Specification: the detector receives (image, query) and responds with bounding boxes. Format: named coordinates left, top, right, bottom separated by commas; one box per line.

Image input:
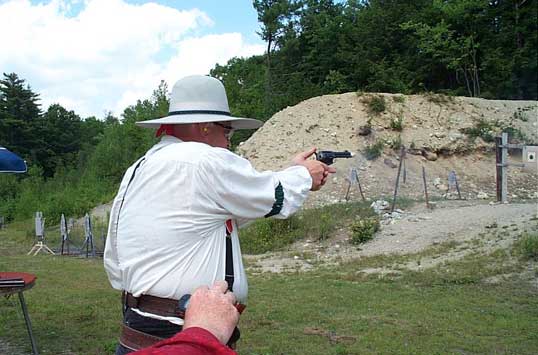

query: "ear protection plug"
left=203, top=128, right=208, bottom=132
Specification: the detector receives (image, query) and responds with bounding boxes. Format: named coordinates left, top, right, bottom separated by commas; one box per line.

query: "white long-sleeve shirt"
left=104, top=135, right=311, bottom=324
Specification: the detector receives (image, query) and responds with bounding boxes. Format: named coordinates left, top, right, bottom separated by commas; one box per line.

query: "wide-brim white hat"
left=136, top=75, right=263, bottom=130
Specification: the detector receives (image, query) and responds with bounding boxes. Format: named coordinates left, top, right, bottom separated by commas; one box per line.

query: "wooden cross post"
left=390, top=146, right=405, bottom=213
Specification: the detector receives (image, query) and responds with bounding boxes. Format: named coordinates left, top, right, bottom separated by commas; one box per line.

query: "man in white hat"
left=104, top=75, right=335, bottom=354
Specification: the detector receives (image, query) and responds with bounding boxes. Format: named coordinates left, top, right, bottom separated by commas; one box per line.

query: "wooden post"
left=422, top=166, right=430, bottom=209
left=402, top=159, right=407, bottom=184
left=344, top=180, right=351, bottom=201
left=355, top=172, right=366, bottom=202
left=391, top=146, right=405, bottom=213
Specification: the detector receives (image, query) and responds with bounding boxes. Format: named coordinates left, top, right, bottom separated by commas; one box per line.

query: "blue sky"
left=0, top=0, right=265, bottom=118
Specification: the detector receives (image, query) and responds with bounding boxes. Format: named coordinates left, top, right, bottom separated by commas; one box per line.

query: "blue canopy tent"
left=0, top=146, right=27, bottom=173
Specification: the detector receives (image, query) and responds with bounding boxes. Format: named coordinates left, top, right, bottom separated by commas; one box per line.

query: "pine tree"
left=0, top=72, right=41, bottom=158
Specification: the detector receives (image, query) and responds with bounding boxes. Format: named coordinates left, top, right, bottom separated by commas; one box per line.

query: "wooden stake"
left=391, top=146, right=405, bottom=213
left=355, top=172, right=366, bottom=202
left=344, top=180, right=351, bottom=201
left=402, top=155, right=407, bottom=184
left=422, top=166, right=430, bottom=209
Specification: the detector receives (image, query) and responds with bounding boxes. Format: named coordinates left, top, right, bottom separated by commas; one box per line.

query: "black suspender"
left=114, top=157, right=146, bottom=238
left=225, top=221, right=234, bottom=292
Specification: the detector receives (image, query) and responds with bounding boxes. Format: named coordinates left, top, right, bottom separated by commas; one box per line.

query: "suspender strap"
left=119, top=157, right=146, bottom=211
left=225, top=220, right=234, bottom=292
left=114, top=157, right=146, bottom=240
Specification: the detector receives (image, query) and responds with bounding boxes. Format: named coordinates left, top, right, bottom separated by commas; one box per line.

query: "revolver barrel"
left=315, top=150, right=353, bottom=165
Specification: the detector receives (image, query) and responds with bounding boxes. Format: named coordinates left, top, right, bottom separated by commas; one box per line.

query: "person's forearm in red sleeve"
left=133, top=327, right=237, bottom=355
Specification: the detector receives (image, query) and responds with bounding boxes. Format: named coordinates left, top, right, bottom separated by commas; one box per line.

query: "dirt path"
left=245, top=200, right=538, bottom=273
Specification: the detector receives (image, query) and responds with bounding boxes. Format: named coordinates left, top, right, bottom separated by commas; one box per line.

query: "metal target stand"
left=27, top=212, right=55, bottom=256
left=80, top=213, right=96, bottom=257
left=59, top=214, right=77, bottom=255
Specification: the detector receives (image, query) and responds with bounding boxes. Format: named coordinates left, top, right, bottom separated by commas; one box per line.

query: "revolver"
left=315, top=150, right=353, bottom=165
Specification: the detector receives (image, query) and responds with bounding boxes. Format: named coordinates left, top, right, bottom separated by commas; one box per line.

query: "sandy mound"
left=237, top=93, right=538, bottom=206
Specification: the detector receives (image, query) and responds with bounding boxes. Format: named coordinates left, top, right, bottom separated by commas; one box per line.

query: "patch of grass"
left=398, top=251, right=515, bottom=287
left=386, top=135, right=403, bottom=150
left=240, top=217, right=302, bottom=254
left=460, top=119, right=497, bottom=143
left=514, top=232, right=538, bottom=260
left=503, top=126, right=528, bottom=143
left=2, top=218, right=538, bottom=354
left=241, top=202, right=376, bottom=254
left=362, top=95, right=386, bottom=115
left=363, top=139, right=385, bottom=160
left=392, top=95, right=405, bottom=103
left=0, top=255, right=120, bottom=354
left=350, top=217, right=380, bottom=245
left=424, top=92, right=454, bottom=104
left=241, top=246, right=538, bottom=354
left=512, top=105, right=536, bottom=122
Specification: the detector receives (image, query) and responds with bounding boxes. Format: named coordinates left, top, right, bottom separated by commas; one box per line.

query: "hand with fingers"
left=292, top=147, right=336, bottom=191
left=183, top=281, right=240, bottom=345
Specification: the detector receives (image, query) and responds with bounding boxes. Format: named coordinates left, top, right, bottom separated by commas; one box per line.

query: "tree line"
left=214, top=0, right=537, bottom=123
left=1, top=0, right=536, bottom=222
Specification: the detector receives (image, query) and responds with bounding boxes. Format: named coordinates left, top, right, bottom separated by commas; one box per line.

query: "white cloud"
left=113, top=33, right=265, bottom=115
left=163, top=33, right=265, bottom=79
left=0, top=0, right=265, bottom=118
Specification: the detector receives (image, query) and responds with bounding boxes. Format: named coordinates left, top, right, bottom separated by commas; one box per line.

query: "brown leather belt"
left=123, top=291, right=247, bottom=317
left=119, top=324, right=164, bottom=351
left=123, top=291, right=185, bottom=318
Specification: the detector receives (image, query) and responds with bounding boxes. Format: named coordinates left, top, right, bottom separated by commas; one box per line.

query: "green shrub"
left=390, top=116, right=404, bottom=131
left=350, top=217, right=380, bottom=245
left=514, top=233, right=538, bottom=260
left=364, top=140, right=384, bottom=160
left=363, top=95, right=386, bottom=115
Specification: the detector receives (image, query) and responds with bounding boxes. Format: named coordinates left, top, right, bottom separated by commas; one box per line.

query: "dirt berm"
left=237, top=92, right=538, bottom=206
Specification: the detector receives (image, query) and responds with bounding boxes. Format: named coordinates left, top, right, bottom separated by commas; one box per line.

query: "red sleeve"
left=132, top=327, right=237, bottom=355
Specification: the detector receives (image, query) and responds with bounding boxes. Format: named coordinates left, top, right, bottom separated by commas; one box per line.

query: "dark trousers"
left=115, top=307, right=182, bottom=355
